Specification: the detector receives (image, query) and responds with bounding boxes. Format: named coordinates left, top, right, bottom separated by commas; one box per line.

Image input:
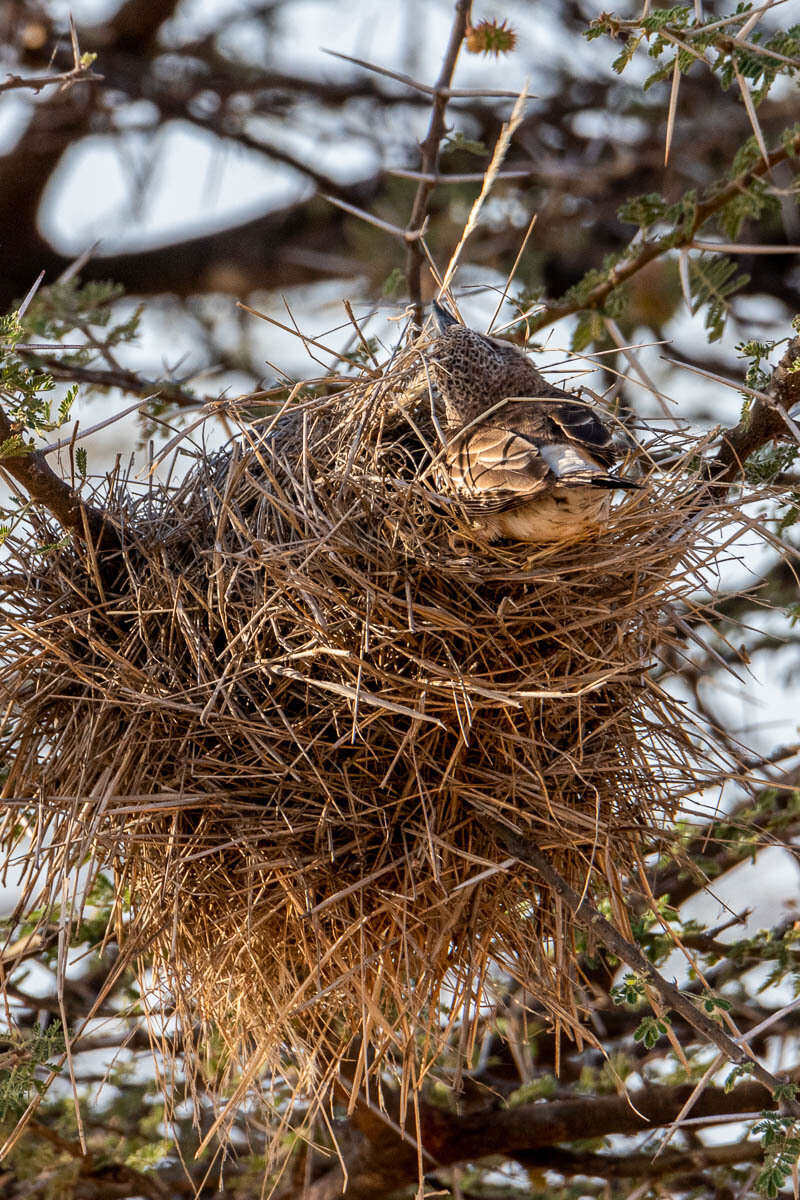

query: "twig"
left=405, top=0, right=473, bottom=327
left=323, top=48, right=520, bottom=98
left=663, top=354, right=800, bottom=445
left=439, top=86, right=528, bottom=298
left=0, top=403, right=119, bottom=548
left=25, top=358, right=205, bottom=409
left=40, top=396, right=159, bottom=455
left=0, top=66, right=102, bottom=95
left=689, top=241, right=800, bottom=254
left=498, top=828, right=800, bottom=1107
left=388, top=168, right=534, bottom=184
left=488, top=213, right=538, bottom=333
left=528, top=129, right=800, bottom=335
left=514, top=1140, right=762, bottom=1181
left=603, top=316, right=676, bottom=422
left=0, top=14, right=102, bottom=96
left=323, top=194, right=427, bottom=243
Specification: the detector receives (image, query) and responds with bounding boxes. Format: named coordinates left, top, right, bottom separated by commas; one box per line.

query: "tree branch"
left=304, top=1079, right=774, bottom=1200
left=404, top=0, right=472, bottom=326
left=0, top=65, right=102, bottom=94
left=498, top=829, right=798, bottom=1105
left=528, top=130, right=800, bottom=336
left=96, top=0, right=185, bottom=48
left=31, top=359, right=208, bottom=409
left=513, top=1139, right=760, bottom=1181
left=652, top=764, right=800, bottom=907
left=0, top=405, right=119, bottom=548
left=714, top=332, right=800, bottom=481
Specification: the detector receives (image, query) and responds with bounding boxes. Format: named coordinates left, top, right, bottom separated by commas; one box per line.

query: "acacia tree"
left=1, top=1, right=800, bottom=1198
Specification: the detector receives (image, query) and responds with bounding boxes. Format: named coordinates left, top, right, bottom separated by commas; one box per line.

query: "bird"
left=426, top=301, right=638, bottom=543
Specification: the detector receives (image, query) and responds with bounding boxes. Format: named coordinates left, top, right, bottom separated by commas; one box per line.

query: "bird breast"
left=480, top=487, right=612, bottom=543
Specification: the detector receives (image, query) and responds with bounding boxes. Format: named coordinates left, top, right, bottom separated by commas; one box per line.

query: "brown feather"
left=443, top=426, right=549, bottom=515
left=427, top=309, right=635, bottom=540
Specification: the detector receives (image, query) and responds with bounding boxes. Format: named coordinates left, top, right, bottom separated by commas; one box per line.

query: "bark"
left=715, top=333, right=800, bottom=481
left=303, top=1080, right=773, bottom=1200
left=0, top=406, right=119, bottom=547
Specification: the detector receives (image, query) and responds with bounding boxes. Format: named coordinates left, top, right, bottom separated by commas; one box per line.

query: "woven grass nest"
left=1, top=324, right=746, bottom=1116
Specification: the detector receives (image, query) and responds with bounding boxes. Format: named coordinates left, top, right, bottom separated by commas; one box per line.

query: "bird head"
left=427, top=302, right=548, bottom=424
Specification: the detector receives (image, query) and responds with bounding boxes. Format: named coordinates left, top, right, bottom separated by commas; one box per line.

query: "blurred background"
left=1, top=0, right=796, bottom=372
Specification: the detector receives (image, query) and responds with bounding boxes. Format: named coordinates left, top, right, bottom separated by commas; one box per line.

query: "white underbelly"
left=481, top=488, right=611, bottom=543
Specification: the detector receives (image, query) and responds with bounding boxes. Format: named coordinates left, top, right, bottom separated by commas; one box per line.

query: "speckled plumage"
left=427, top=303, right=637, bottom=542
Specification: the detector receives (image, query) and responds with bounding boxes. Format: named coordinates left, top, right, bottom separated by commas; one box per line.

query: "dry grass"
left=0, top=326, right=758, bottom=1141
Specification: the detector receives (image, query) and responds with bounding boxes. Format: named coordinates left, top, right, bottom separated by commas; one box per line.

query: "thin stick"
left=40, top=397, right=161, bottom=455
left=322, top=48, right=521, bottom=99
left=499, top=829, right=800, bottom=1108
left=389, top=168, right=534, bottom=184
left=603, top=316, right=677, bottom=423
left=323, top=194, right=427, bottom=243
left=439, top=86, right=529, bottom=299
left=689, top=241, right=800, bottom=254
left=405, top=0, right=473, bottom=327
left=487, top=213, right=538, bottom=334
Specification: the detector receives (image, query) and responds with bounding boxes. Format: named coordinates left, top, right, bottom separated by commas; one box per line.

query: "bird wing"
left=548, top=399, right=616, bottom=468
left=501, top=395, right=616, bottom=470
left=442, top=425, right=551, bottom=514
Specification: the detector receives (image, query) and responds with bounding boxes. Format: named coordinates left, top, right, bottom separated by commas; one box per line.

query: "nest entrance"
left=0, top=337, right=743, bottom=1132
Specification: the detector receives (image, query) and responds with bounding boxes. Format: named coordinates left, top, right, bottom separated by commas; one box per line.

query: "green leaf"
left=617, top=192, right=670, bottom=229
left=611, top=973, right=647, bottom=1007
left=725, top=1062, right=755, bottom=1091
left=612, top=35, right=642, bottom=73
left=0, top=434, right=28, bottom=459
left=633, top=1015, right=670, bottom=1048
left=442, top=131, right=488, bottom=158
left=505, top=1075, right=558, bottom=1106
left=382, top=267, right=404, bottom=298
left=571, top=310, right=608, bottom=353
left=57, top=384, right=78, bottom=426
left=687, top=254, right=749, bottom=341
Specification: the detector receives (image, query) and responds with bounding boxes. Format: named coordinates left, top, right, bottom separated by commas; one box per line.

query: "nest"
left=0, top=332, right=747, bottom=1131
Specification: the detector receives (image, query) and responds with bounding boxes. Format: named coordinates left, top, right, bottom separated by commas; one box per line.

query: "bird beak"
left=432, top=300, right=459, bottom=333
